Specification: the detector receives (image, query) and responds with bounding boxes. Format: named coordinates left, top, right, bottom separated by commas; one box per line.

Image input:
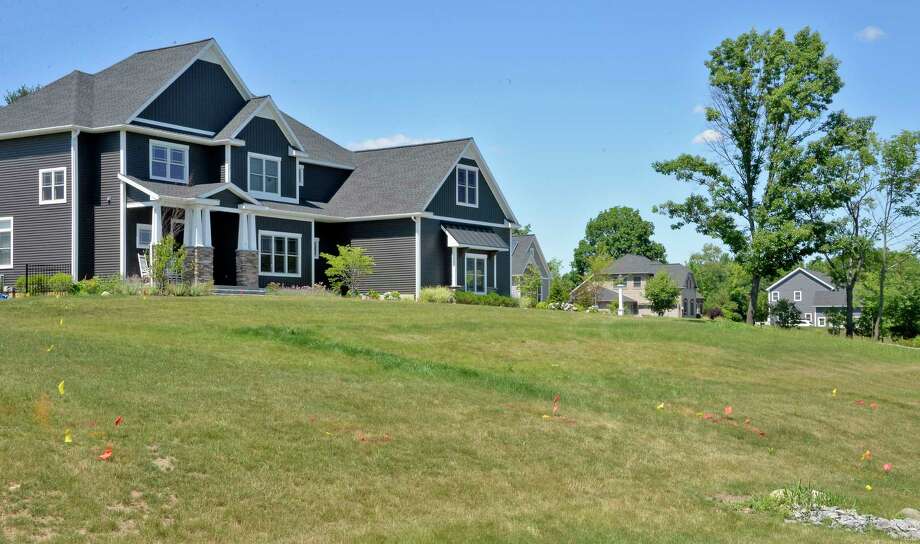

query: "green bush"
left=266, top=282, right=282, bottom=294
left=15, top=273, right=73, bottom=295
left=770, top=299, right=802, bottom=329
left=367, top=289, right=381, bottom=300
left=454, top=290, right=517, bottom=307
left=382, top=291, right=401, bottom=301
left=534, top=301, right=549, bottom=310
left=518, top=295, right=535, bottom=308
left=418, top=286, right=454, bottom=303
left=166, top=281, right=212, bottom=297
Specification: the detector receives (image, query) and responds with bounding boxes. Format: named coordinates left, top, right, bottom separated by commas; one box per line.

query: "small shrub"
left=49, top=273, right=74, bottom=294
left=770, top=299, right=802, bottom=329
left=827, top=309, right=845, bottom=335
left=585, top=305, right=600, bottom=313
left=266, top=282, right=282, bottom=294
left=367, top=289, right=381, bottom=300
left=706, top=307, right=724, bottom=320
left=548, top=302, right=577, bottom=312
left=535, top=301, right=549, bottom=310
left=75, top=277, right=100, bottom=295
left=382, top=291, right=401, bottom=301
left=454, top=290, right=517, bottom=307
left=418, top=286, right=454, bottom=303
left=518, top=296, right=535, bottom=308
left=166, top=281, right=212, bottom=297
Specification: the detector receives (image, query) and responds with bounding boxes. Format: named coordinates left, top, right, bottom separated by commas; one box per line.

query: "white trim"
left=70, top=129, right=79, bottom=277
left=230, top=97, right=303, bottom=151
left=464, top=252, right=488, bottom=294
left=765, top=267, right=835, bottom=292
left=414, top=217, right=421, bottom=297
left=224, top=144, right=232, bottom=183
left=126, top=40, right=253, bottom=124
left=427, top=214, right=508, bottom=228
left=197, top=182, right=260, bottom=204
left=508, top=227, right=512, bottom=296
left=149, top=139, right=189, bottom=184
left=290, top=150, right=356, bottom=171
left=310, top=225, right=316, bottom=285
left=247, top=152, right=283, bottom=199
left=817, top=316, right=827, bottom=327
left=257, top=229, right=302, bottom=278
left=38, top=167, right=68, bottom=205
left=803, top=312, right=812, bottom=323
left=119, top=130, right=126, bottom=276
left=136, top=223, right=152, bottom=249
left=493, top=251, right=497, bottom=289
left=770, top=291, right=779, bottom=302
left=450, top=246, right=458, bottom=287
left=455, top=164, right=479, bottom=208
left=793, top=290, right=802, bottom=302
left=0, top=217, right=12, bottom=270
left=0, top=125, right=244, bottom=146
left=134, top=117, right=215, bottom=136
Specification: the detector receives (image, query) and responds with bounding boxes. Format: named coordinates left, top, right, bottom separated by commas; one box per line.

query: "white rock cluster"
left=788, top=506, right=920, bottom=540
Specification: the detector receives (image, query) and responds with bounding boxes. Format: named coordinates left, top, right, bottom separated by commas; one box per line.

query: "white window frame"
left=633, top=275, right=642, bottom=288
left=297, top=164, right=305, bottom=187
left=464, top=252, right=488, bottom=294
left=456, top=165, right=479, bottom=208
left=313, top=237, right=320, bottom=260
left=770, top=291, right=780, bottom=302
left=817, top=316, right=827, bottom=327
left=803, top=312, right=812, bottom=323
left=248, top=152, right=283, bottom=199
left=136, top=224, right=152, bottom=249
left=258, top=230, right=301, bottom=278
left=149, top=140, right=189, bottom=184
left=0, top=217, right=12, bottom=270
left=793, top=290, right=802, bottom=302
left=38, top=167, right=67, bottom=204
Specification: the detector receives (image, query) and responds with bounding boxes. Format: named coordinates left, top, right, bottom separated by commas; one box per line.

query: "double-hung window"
left=39, top=167, right=67, bottom=204
left=149, top=140, right=188, bottom=183
left=456, top=166, right=478, bottom=207
left=770, top=291, right=780, bottom=302
left=803, top=313, right=812, bottom=323
left=633, top=275, right=642, bottom=288
left=817, top=316, right=826, bottom=327
left=136, top=224, right=152, bottom=249
left=249, top=153, right=281, bottom=198
left=0, top=217, right=11, bottom=269
left=464, top=253, right=487, bottom=294
left=259, top=231, right=300, bottom=277
left=793, top=290, right=802, bottom=302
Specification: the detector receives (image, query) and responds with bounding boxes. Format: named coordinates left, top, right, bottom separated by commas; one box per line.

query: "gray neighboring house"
left=765, top=268, right=854, bottom=327
left=0, top=38, right=520, bottom=297
left=572, top=254, right=703, bottom=317
left=510, top=234, right=550, bottom=301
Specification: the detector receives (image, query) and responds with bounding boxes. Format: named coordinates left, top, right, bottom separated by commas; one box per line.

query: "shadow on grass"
left=234, top=326, right=556, bottom=400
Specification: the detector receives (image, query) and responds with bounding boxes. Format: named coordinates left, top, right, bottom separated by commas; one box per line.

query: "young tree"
left=770, top=299, right=802, bottom=329
left=644, top=270, right=680, bottom=316
left=321, top=245, right=375, bottom=296
left=149, top=234, right=187, bottom=294
left=806, top=113, right=879, bottom=337
left=571, top=207, right=666, bottom=276
left=512, top=224, right=533, bottom=236
left=653, top=27, right=843, bottom=325
left=871, top=131, right=920, bottom=339
left=519, top=264, right=543, bottom=301
left=576, top=253, right=614, bottom=306
left=3, top=84, right=41, bottom=106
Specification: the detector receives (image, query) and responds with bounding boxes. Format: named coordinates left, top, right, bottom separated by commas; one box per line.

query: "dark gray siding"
left=126, top=133, right=222, bottom=186
left=314, top=219, right=416, bottom=295
left=299, top=163, right=351, bottom=204
left=0, top=133, right=72, bottom=282
left=255, top=216, right=313, bottom=287
left=426, top=158, right=508, bottom=224
left=769, top=270, right=836, bottom=314
left=135, top=60, right=246, bottom=135
left=231, top=117, right=297, bottom=200
left=92, top=133, right=122, bottom=277
left=418, top=218, right=511, bottom=296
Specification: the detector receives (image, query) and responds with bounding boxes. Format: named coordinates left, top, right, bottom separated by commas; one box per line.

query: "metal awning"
left=442, top=224, right=509, bottom=252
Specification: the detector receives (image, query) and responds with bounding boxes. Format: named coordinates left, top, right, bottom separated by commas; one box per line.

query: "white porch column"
left=451, top=247, right=458, bottom=286
left=183, top=208, right=194, bottom=247
left=493, top=253, right=497, bottom=289
left=202, top=208, right=212, bottom=247
left=617, top=284, right=624, bottom=316
left=192, top=207, right=204, bottom=247
left=151, top=203, right=163, bottom=246
left=237, top=213, right=250, bottom=250
left=248, top=213, right=258, bottom=252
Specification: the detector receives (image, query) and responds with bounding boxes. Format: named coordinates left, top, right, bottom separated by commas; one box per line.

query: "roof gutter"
left=0, top=124, right=245, bottom=146
left=289, top=148, right=356, bottom=171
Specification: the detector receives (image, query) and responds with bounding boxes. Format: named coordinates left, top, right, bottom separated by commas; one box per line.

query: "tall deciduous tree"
left=571, top=207, right=666, bottom=276
left=871, top=131, right=920, bottom=339
left=653, top=27, right=843, bottom=325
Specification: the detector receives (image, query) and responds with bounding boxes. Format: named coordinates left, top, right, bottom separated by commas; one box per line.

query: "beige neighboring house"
left=572, top=254, right=703, bottom=317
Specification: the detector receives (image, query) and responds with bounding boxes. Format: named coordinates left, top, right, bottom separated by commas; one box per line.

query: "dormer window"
left=248, top=153, right=281, bottom=198
left=456, top=166, right=478, bottom=207
left=149, top=140, right=188, bottom=183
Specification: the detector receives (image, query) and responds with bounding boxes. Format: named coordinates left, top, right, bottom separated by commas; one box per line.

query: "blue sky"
left=2, top=1, right=918, bottom=269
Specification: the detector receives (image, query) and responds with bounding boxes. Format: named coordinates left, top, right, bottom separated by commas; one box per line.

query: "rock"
left=101, top=291, right=111, bottom=297
left=770, top=489, right=787, bottom=499
left=900, top=508, right=920, bottom=521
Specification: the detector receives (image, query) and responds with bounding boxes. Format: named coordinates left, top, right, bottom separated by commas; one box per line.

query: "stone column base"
left=236, top=249, right=259, bottom=288
left=184, top=246, right=214, bottom=285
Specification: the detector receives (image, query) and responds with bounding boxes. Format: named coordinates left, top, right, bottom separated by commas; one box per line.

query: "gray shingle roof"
left=282, top=113, right=355, bottom=169
left=443, top=224, right=509, bottom=250
left=813, top=290, right=847, bottom=307
left=212, top=97, right=268, bottom=140
left=596, top=286, right=636, bottom=303
left=321, top=139, right=471, bottom=217
left=124, top=176, right=230, bottom=199
left=602, top=254, right=692, bottom=288
left=0, top=40, right=211, bottom=134
left=511, top=234, right=549, bottom=276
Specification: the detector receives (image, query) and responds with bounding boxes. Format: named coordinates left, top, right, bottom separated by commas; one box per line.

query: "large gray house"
left=0, top=39, right=520, bottom=296
left=765, top=268, right=852, bottom=327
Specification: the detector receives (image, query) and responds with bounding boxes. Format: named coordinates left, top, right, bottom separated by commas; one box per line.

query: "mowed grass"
left=0, top=296, right=917, bottom=543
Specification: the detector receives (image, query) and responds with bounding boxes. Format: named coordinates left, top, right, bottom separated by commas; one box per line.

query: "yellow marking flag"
left=57, top=381, right=65, bottom=396
left=64, top=429, right=72, bottom=444
left=47, top=345, right=55, bottom=353
left=832, top=388, right=837, bottom=397
left=656, top=403, right=665, bottom=410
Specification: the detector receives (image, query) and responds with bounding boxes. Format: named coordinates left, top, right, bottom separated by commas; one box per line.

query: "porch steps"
left=211, top=285, right=267, bottom=296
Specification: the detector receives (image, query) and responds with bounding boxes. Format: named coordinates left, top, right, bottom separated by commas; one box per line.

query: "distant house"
left=572, top=254, right=703, bottom=317
left=765, top=268, right=854, bottom=327
left=510, top=234, right=550, bottom=301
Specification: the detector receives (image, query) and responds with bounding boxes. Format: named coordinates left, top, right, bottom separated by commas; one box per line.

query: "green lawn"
left=0, top=295, right=917, bottom=543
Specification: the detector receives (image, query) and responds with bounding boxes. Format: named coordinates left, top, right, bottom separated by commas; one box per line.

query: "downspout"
left=70, top=129, right=80, bottom=279
left=412, top=216, right=421, bottom=299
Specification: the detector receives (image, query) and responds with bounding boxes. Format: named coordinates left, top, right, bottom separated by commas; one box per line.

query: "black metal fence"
left=20, top=263, right=72, bottom=295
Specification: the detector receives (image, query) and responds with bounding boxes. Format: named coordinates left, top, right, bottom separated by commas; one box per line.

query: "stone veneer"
left=236, top=250, right=259, bottom=288
left=184, top=246, right=214, bottom=285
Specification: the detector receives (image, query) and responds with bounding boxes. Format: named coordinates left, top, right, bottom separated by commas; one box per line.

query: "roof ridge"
left=353, top=137, right=471, bottom=153
left=132, top=38, right=213, bottom=56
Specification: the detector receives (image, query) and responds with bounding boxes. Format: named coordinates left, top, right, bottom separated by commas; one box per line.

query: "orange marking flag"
left=114, top=416, right=123, bottom=427
left=98, top=447, right=113, bottom=461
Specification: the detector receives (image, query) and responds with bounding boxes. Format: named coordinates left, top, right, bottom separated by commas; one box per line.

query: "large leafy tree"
left=644, top=270, right=681, bottom=316
left=571, top=207, right=666, bottom=276
left=653, top=27, right=843, bottom=325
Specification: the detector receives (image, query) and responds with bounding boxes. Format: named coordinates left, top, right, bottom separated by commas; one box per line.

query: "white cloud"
left=348, top=133, right=436, bottom=151
left=856, top=26, right=885, bottom=42
left=692, top=129, right=722, bottom=145
left=692, top=104, right=706, bottom=114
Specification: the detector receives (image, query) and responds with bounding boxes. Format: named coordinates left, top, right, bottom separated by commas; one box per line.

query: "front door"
left=464, top=253, right=488, bottom=294
left=210, top=211, right=238, bottom=286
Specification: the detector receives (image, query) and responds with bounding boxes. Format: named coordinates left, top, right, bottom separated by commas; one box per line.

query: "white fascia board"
left=231, top=98, right=303, bottom=151
left=197, top=183, right=260, bottom=204
left=765, top=267, right=835, bottom=292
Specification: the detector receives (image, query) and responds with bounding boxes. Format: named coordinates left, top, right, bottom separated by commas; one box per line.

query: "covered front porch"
left=442, top=224, right=509, bottom=294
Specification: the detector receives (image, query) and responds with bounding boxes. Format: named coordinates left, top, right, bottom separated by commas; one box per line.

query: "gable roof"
left=283, top=113, right=355, bottom=169
left=211, top=96, right=303, bottom=151
left=765, top=267, right=836, bottom=292
left=511, top=234, right=550, bottom=276
left=600, top=254, right=693, bottom=288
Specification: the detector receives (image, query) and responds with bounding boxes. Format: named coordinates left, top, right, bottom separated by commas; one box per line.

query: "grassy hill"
left=0, top=295, right=917, bottom=543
